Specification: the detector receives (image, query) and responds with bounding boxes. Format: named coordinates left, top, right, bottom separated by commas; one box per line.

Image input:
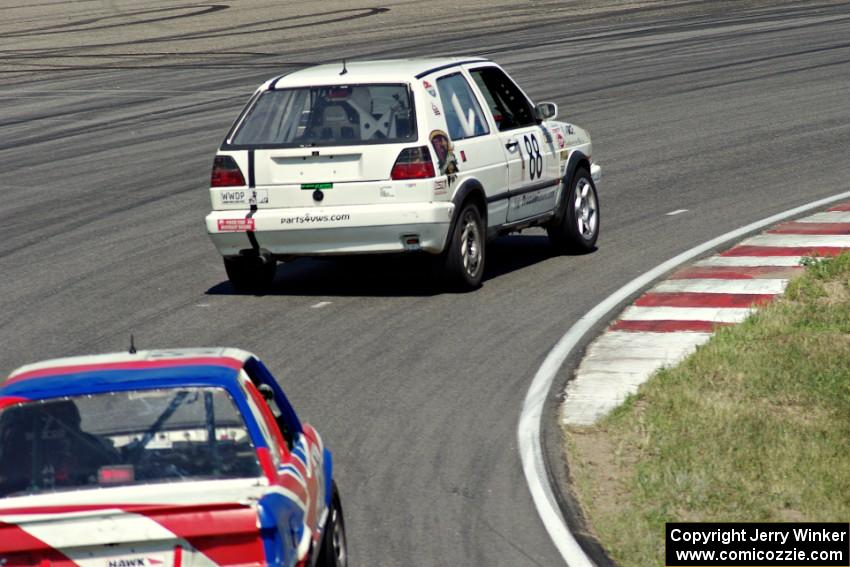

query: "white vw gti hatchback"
left=205, top=57, right=601, bottom=290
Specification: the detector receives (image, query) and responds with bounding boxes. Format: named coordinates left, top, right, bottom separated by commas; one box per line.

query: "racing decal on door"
left=509, top=186, right=558, bottom=211
left=429, top=130, right=459, bottom=184
left=523, top=134, right=543, bottom=180
left=551, top=127, right=566, bottom=149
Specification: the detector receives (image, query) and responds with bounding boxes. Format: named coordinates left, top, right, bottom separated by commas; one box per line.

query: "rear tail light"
left=211, top=155, right=246, bottom=187
left=391, top=146, right=435, bottom=180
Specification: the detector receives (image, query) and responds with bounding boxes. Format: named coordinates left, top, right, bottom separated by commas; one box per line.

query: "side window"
left=243, top=358, right=300, bottom=451
left=261, top=390, right=296, bottom=451
left=240, top=378, right=285, bottom=467
left=470, top=67, right=536, bottom=132
left=435, top=73, right=490, bottom=140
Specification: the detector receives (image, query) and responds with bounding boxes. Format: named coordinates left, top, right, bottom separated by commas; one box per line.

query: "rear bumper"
left=206, top=202, right=455, bottom=257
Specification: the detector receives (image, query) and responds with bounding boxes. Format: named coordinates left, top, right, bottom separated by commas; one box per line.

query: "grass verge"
left=564, top=252, right=850, bottom=567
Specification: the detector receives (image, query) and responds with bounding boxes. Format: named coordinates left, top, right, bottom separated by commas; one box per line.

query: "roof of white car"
left=269, top=57, right=491, bottom=89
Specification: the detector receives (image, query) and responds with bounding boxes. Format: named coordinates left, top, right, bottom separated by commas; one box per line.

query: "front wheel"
left=441, top=202, right=485, bottom=290
left=547, top=167, right=599, bottom=254
left=316, top=482, right=347, bottom=567
left=223, top=255, right=276, bottom=292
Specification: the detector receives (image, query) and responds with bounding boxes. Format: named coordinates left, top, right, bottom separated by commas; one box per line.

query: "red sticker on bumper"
left=217, top=218, right=255, bottom=232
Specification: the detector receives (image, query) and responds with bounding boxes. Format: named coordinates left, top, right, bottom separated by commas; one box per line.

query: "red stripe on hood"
left=0, top=502, right=245, bottom=516
left=142, top=505, right=265, bottom=566
left=0, top=503, right=265, bottom=566
left=0, top=520, right=75, bottom=564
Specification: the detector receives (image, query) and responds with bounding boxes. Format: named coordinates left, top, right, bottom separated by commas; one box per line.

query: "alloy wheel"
left=573, top=178, right=598, bottom=239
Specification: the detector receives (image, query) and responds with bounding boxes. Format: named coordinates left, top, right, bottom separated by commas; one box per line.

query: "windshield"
left=0, top=388, right=262, bottom=498
left=228, top=84, right=416, bottom=147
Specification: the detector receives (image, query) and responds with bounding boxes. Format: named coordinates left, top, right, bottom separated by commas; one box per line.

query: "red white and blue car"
left=0, top=348, right=346, bottom=567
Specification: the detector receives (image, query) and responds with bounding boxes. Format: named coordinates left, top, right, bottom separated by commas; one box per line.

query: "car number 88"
left=523, top=134, right=543, bottom=180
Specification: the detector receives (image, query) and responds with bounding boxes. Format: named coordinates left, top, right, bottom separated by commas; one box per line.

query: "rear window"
left=0, top=388, right=262, bottom=498
left=227, top=84, right=417, bottom=148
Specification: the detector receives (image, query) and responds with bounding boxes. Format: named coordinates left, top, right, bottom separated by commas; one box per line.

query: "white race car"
left=205, top=57, right=601, bottom=290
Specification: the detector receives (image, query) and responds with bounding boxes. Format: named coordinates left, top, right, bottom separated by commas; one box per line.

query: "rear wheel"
left=547, top=166, right=599, bottom=254
left=223, top=255, right=276, bottom=291
left=442, top=202, right=485, bottom=290
left=316, top=483, right=347, bottom=567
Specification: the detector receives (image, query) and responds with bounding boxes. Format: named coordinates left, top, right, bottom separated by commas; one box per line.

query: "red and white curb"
left=519, top=191, right=850, bottom=567
left=562, top=201, right=850, bottom=426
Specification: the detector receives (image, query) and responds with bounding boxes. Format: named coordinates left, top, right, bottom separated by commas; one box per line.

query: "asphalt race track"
left=2, top=1, right=850, bottom=565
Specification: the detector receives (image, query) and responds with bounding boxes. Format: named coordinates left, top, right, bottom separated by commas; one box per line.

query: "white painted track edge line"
left=518, top=189, right=850, bottom=566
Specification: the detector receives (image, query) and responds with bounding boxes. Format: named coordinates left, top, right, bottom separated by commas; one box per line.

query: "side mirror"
left=535, top=102, right=558, bottom=121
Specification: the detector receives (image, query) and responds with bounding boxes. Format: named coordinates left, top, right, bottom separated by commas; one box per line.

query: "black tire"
left=441, top=202, right=485, bottom=290
left=547, top=166, right=599, bottom=254
left=223, top=255, right=276, bottom=292
left=316, top=482, right=347, bottom=567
